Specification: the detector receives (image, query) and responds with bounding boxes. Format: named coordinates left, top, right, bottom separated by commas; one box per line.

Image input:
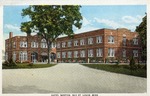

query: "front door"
left=31, top=52, right=38, bottom=63
left=51, top=53, right=56, bottom=62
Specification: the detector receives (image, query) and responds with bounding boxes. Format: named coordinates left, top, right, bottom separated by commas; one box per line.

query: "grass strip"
left=2, top=64, right=56, bottom=69
left=81, top=64, right=146, bottom=78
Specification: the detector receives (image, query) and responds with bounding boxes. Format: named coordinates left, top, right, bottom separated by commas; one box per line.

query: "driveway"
left=2, top=64, right=147, bottom=93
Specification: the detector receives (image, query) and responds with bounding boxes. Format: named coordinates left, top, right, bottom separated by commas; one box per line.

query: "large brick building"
left=5, top=32, right=56, bottom=63
left=56, top=28, right=141, bottom=63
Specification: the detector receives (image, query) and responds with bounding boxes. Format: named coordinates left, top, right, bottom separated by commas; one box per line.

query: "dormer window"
left=41, top=39, right=47, bottom=48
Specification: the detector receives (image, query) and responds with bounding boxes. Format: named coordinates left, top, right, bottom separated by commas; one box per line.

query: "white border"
left=0, top=0, right=147, bottom=5
left=1, top=0, right=149, bottom=96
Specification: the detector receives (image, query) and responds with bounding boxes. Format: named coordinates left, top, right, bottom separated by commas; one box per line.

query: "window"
left=13, top=42, right=16, bottom=48
left=62, top=52, right=66, bottom=58
left=20, top=41, right=27, bottom=48
left=74, top=40, right=78, bottom=46
left=96, top=48, right=103, bottom=57
left=74, top=51, right=78, bottom=58
left=122, top=49, right=126, bottom=57
left=68, top=41, right=72, bottom=47
left=80, top=39, right=85, bottom=46
left=122, top=37, right=126, bottom=46
left=41, top=39, right=47, bottom=48
left=19, top=51, right=28, bottom=61
left=80, top=50, right=85, bottom=57
left=88, top=49, right=93, bottom=57
left=133, top=50, right=138, bottom=57
left=62, top=42, right=66, bottom=48
left=20, top=42, right=23, bottom=47
left=133, top=38, right=138, bottom=45
left=52, top=42, right=56, bottom=48
left=24, top=52, right=27, bottom=61
left=13, top=52, right=16, bottom=61
left=57, top=52, right=61, bottom=58
left=96, top=36, right=102, bottom=43
left=57, top=43, right=60, bottom=48
left=67, top=51, right=72, bottom=58
left=5, top=52, right=8, bottom=61
left=88, top=37, right=93, bottom=45
left=108, top=48, right=115, bottom=57
left=108, top=36, right=114, bottom=43
left=31, top=41, right=38, bottom=48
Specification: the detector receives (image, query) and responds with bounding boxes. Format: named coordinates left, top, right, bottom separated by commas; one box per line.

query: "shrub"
left=67, top=59, right=72, bottom=63
left=79, top=58, right=86, bottom=63
left=116, top=59, right=120, bottom=66
left=2, top=59, right=17, bottom=69
left=23, top=60, right=30, bottom=63
left=28, top=63, right=33, bottom=67
left=10, top=59, right=17, bottom=66
left=105, top=58, right=109, bottom=63
left=2, top=61, right=9, bottom=66
left=129, top=56, right=136, bottom=71
left=11, top=61, right=17, bottom=66
left=16, top=60, right=21, bottom=63
left=143, top=64, right=147, bottom=70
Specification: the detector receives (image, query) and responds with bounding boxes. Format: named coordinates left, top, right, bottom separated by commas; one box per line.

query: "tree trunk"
left=27, top=33, right=30, bottom=63
left=47, top=41, right=51, bottom=64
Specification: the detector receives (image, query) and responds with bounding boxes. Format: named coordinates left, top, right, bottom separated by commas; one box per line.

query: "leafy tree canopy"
left=136, top=14, right=147, bottom=61
left=21, top=5, right=83, bottom=64
left=21, top=5, right=82, bottom=41
left=20, top=21, right=33, bottom=36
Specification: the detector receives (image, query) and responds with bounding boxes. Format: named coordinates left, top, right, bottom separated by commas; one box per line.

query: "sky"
left=3, top=5, right=146, bottom=50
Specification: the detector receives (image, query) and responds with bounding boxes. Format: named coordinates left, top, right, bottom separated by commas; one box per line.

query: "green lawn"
left=2, top=63, right=57, bottom=69
left=81, top=64, right=146, bottom=78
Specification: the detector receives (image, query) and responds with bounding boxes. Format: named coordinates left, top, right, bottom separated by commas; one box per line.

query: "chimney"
left=9, top=32, right=13, bottom=38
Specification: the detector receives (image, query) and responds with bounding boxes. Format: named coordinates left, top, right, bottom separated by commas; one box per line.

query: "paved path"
left=2, top=64, right=147, bottom=93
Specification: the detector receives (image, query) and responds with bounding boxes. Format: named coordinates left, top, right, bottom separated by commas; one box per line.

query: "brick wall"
left=56, top=28, right=142, bottom=63
left=5, top=33, right=56, bottom=63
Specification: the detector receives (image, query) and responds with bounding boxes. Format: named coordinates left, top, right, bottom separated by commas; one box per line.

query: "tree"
left=135, top=14, right=147, bottom=62
left=21, top=5, right=82, bottom=64
left=20, top=21, right=33, bottom=36
left=129, top=56, right=136, bottom=73
left=20, top=21, right=34, bottom=63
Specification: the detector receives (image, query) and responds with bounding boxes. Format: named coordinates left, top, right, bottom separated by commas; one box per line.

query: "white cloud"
left=122, top=15, right=142, bottom=24
left=127, top=25, right=137, bottom=31
left=94, top=17, right=125, bottom=29
left=136, top=15, right=143, bottom=20
left=82, top=17, right=92, bottom=26
left=4, top=24, right=20, bottom=31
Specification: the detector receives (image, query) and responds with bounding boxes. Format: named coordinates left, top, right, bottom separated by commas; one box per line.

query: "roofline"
left=57, top=28, right=135, bottom=39
left=5, top=34, right=40, bottom=41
